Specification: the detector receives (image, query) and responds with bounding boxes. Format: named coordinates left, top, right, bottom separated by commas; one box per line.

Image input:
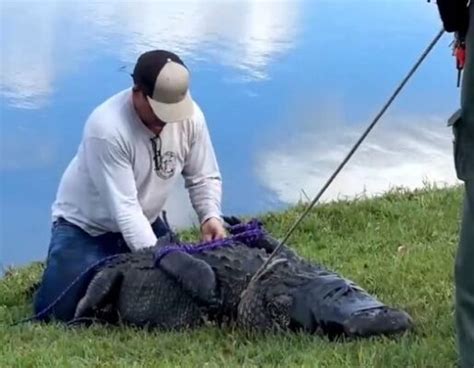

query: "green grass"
left=0, top=184, right=465, bottom=367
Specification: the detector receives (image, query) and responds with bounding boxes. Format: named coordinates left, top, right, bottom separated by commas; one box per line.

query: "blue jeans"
left=33, top=216, right=169, bottom=322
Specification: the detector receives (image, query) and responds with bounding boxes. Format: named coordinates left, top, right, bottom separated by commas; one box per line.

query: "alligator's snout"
left=343, top=307, right=414, bottom=338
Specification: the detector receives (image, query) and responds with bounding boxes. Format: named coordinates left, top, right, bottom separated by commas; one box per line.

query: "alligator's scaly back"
left=193, top=243, right=268, bottom=322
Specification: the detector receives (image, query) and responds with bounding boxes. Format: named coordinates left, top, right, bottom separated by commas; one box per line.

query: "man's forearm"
left=182, top=107, right=224, bottom=224
left=186, top=176, right=223, bottom=224
left=113, top=206, right=158, bottom=250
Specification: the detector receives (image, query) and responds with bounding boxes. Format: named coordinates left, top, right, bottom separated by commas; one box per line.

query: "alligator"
left=73, top=216, right=413, bottom=338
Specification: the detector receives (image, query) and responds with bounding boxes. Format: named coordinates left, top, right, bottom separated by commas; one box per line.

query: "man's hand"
left=201, top=217, right=227, bottom=242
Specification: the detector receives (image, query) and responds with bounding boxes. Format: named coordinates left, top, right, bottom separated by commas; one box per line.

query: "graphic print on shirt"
left=150, top=135, right=177, bottom=180
left=156, top=151, right=177, bottom=180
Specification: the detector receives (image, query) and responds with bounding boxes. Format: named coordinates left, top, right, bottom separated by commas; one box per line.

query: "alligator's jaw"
left=342, top=307, right=414, bottom=338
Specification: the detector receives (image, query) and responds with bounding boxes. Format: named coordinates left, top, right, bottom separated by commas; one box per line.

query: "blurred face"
left=132, top=86, right=166, bottom=135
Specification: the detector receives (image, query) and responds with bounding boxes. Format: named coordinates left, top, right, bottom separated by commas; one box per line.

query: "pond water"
left=0, top=0, right=462, bottom=270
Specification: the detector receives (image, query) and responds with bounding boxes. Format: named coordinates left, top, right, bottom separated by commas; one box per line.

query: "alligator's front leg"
left=158, top=251, right=221, bottom=309
left=74, top=267, right=124, bottom=323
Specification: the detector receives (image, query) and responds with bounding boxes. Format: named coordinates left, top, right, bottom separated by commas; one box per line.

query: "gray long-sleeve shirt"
left=52, top=88, right=222, bottom=251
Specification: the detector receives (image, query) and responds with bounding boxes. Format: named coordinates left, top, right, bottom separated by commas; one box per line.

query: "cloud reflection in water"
left=257, top=104, right=460, bottom=205
left=83, top=0, right=302, bottom=81
left=1, top=0, right=302, bottom=108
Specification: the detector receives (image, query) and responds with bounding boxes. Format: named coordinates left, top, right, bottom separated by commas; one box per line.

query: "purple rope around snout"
left=154, top=219, right=265, bottom=266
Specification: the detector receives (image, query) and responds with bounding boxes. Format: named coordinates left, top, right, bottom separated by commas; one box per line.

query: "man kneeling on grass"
left=33, top=49, right=227, bottom=322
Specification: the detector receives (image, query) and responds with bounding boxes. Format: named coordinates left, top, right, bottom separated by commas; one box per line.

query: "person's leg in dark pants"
left=33, top=213, right=172, bottom=323
left=455, top=4, right=474, bottom=367
left=455, top=183, right=474, bottom=368
left=33, top=218, right=131, bottom=322
left=151, top=214, right=172, bottom=239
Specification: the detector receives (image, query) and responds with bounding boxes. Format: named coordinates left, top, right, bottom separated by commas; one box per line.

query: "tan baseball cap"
left=132, top=50, right=194, bottom=123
